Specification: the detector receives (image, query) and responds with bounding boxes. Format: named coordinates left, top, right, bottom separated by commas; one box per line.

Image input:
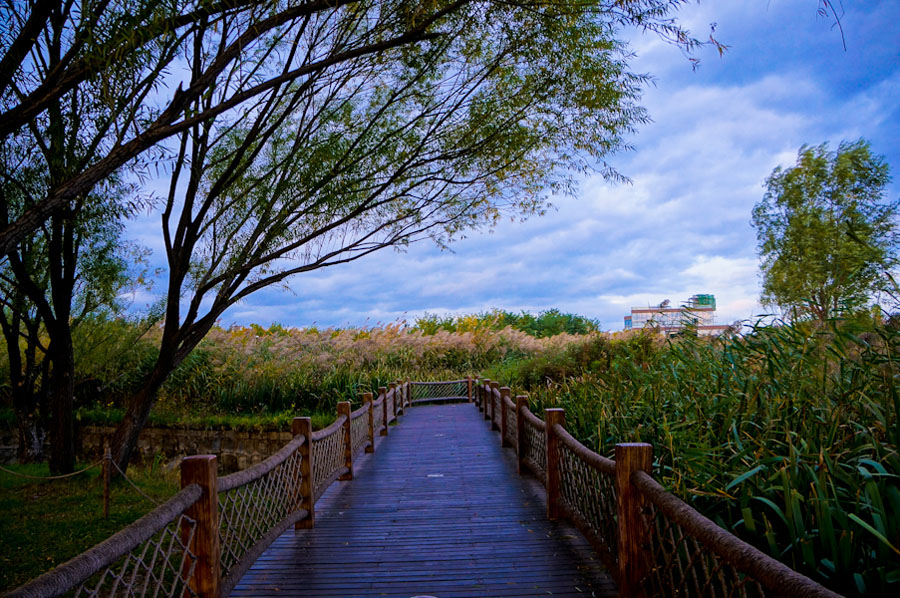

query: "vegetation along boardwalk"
left=231, top=402, right=616, bottom=597
left=9, top=380, right=841, bottom=598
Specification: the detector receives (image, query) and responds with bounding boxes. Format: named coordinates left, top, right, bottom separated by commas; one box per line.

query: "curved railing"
left=350, top=402, right=371, bottom=456
left=472, top=377, right=842, bottom=598
left=10, top=381, right=413, bottom=598
left=520, top=406, right=547, bottom=480
left=633, top=471, right=839, bottom=598
left=372, top=393, right=386, bottom=437
left=6, top=485, right=203, bottom=598
left=502, top=394, right=517, bottom=450
left=311, top=415, right=348, bottom=502
left=217, top=434, right=307, bottom=594
left=554, top=423, right=619, bottom=572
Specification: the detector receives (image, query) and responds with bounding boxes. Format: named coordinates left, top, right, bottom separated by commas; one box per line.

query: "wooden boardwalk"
left=231, top=402, right=618, bottom=597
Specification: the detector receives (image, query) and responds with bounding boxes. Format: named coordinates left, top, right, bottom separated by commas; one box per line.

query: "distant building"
left=624, top=294, right=731, bottom=336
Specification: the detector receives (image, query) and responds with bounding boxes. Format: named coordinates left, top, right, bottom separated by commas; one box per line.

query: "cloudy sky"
left=130, top=0, right=900, bottom=331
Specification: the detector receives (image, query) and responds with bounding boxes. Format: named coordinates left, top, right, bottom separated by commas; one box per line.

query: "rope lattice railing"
left=520, top=407, right=547, bottom=482
left=311, top=416, right=349, bottom=502
left=632, top=471, right=841, bottom=598
left=503, top=395, right=517, bottom=450
left=410, top=380, right=468, bottom=401
left=217, top=434, right=306, bottom=593
left=11, top=385, right=419, bottom=598
left=74, top=514, right=199, bottom=598
left=491, top=390, right=501, bottom=427
left=372, top=398, right=385, bottom=436
left=474, top=376, right=841, bottom=598
left=386, top=392, right=396, bottom=424
left=7, top=485, right=203, bottom=598
left=554, top=424, right=619, bottom=571
left=350, top=404, right=371, bottom=455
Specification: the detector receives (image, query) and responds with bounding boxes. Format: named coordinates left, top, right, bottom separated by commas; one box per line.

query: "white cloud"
left=121, top=1, right=899, bottom=333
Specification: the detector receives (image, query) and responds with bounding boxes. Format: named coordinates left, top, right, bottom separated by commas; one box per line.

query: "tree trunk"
left=110, top=358, right=175, bottom=473
left=47, top=326, right=75, bottom=474
left=14, top=402, right=47, bottom=463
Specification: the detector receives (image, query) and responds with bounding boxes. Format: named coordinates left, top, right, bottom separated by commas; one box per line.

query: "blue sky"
left=128, top=0, right=900, bottom=331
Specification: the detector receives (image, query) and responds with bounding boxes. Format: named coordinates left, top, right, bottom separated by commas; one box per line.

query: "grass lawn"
left=0, top=461, right=178, bottom=592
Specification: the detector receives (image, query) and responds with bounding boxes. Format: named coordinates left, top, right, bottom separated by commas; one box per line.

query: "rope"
left=110, top=459, right=163, bottom=506
left=0, top=460, right=102, bottom=480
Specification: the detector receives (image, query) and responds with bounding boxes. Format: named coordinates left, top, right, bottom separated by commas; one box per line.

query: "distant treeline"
left=413, top=309, right=599, bottom=337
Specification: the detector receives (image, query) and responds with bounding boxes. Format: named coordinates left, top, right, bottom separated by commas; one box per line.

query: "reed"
left=491, top=318, right=899, bottom=596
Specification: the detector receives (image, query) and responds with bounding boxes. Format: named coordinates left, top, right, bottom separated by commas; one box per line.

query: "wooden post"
left=490, top=381, right=500, bottom=430
left=476, top=379, right=483, bottom=411
left=396, top=380, right=404, bottom=415
left=293, top=417, right=314, bottom=529
left=499, top=387, right=511, bottom=447
left=389, top=382, right=398, bottom=420
left=181, top=455, right=221, bottom=598
left=544, top=408, right=565, bottom=520
left=363, top=393, right=375, bottom=453
left=379, top=387, right=388, bottom=436
left=338, top=402, right=352, bottom=481
left=516, top=396, right=528, bottom=475
left=616, top=442, right=653, bottom=598
left=482, top=379, right=491, bottom=420
left=467, top=376, right=472, bottom=402
left=102, top=441, right=111, bottom=518
left=406, top=378, right=411, bottom=408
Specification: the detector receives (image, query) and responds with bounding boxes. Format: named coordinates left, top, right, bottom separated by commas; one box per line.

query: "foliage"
left=752, top=139, right=897, bottom=320
left=414, top=309, right=600, bottom=337
left=82, top=0, right=716, bottom=470
left=0, top=1, right=717, bottom=255
left=1, top=316, right=578, bottom=419
left=0, top=461, right=178, bottom=592
left=489, top=318, right=900, bottom=596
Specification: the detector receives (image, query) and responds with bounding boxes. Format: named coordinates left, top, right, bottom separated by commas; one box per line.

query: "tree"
left=0, top=150, right=143, bottom=468
left=0, top=1, right=712, bottom=472
left=0, top=0, right=716, bottom=258
left=751, top=139, right=897, bottom=321
left=108, top=0, right=701, bottom=471
left=1, top=0, right=154, bottom=470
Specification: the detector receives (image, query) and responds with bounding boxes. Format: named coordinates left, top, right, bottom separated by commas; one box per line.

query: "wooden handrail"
left=10, top=378, right=840, bottom=598
left=11, top=385, right=413, bottom=598
left=480, top=378, right=842, bottom=598
left=218, top=434, right=307, bottom=493
left=632, top=470, right=843, bottom=598
left=6, top=484, right=203, bottom=598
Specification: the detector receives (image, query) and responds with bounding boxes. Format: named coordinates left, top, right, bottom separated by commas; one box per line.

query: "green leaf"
left=848, top=514, right=900, bottom=556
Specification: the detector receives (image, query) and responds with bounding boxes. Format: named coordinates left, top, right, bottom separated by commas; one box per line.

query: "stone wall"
left=79, top=426, right=293, bottom=472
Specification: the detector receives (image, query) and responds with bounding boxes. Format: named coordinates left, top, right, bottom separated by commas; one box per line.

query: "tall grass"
left=1, top=318, right=579, bottom=421
left=489, top=319, right=899, bottom=596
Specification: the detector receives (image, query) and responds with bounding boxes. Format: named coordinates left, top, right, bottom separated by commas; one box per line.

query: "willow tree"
left=0, top=0, right=710, bottom=471
left=1, top=0, right=163, bottom=471
left=752, top=140, right=897, bottom=321
left=108, top=0, right=708, bottom=469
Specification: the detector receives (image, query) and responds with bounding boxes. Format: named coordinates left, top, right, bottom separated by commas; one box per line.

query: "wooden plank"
left=231, top=403, right=617, bottom=597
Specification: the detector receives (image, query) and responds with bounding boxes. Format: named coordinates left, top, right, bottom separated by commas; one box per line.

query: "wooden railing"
left=7, top=381, right=413, bottom=598
left=409, top=379, right=470, bottom=402
left=8, top=377, right=843, bottom=598
left=473, top=377, right=843, bottom=598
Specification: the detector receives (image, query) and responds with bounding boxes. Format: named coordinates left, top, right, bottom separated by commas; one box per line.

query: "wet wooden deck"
left=231, top=402, right=618, bottom=597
